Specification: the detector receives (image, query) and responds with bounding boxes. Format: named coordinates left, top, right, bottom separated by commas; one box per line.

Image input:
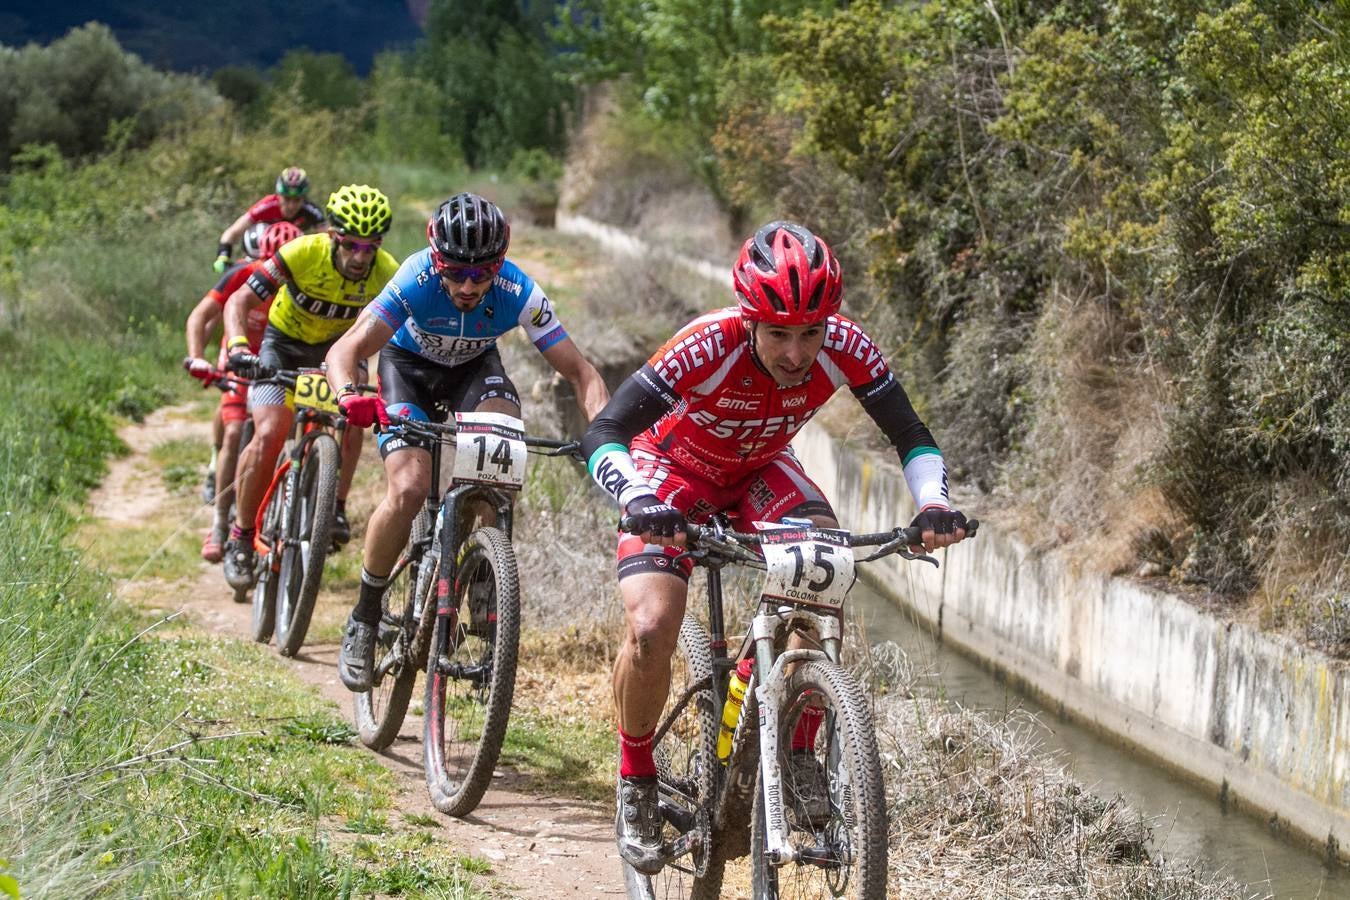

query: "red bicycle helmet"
left=259, top=221, right=303, bottom=258
left=733, top=221, right=842, bottom=325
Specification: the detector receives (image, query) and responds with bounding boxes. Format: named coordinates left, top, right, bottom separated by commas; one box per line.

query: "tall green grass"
left=0, top=126, right=513, bottom=896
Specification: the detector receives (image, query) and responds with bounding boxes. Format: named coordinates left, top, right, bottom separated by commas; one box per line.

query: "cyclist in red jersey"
left=580, top=221, right=970, bottom=873
left=212, top=167, right=323, bottom=273
left=185, top=222, right=304, bottom=562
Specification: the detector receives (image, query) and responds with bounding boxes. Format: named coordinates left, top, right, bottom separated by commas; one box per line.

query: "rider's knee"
left=624, top=600, right=682, bottom=662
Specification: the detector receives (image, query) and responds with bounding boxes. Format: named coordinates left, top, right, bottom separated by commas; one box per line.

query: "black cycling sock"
left=352, top=568, right=389, bottom=625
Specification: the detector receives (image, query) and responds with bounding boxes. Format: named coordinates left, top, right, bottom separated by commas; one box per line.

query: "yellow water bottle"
left=717, top=658, right=754, bottom=761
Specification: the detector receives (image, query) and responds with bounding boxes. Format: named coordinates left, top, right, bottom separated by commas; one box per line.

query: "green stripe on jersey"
left=902, top=445, right=942, bottom=466
left=587, top=442, right=628, bottom=477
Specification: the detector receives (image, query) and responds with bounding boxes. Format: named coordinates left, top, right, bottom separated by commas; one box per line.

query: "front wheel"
left=621, top=613, right=725, bottom=900
left=423, top=526, right=520, bottom=817
left=275, top=433, right=338, bottom=657
left=250, top=472, right=284, bottom=643
left=750, top=661, right=887, bottom=900
left=355, top=509, right=432, bottom=750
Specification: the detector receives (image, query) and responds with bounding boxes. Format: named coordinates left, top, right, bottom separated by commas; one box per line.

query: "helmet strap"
left=744, top=321, right=774, bottom=379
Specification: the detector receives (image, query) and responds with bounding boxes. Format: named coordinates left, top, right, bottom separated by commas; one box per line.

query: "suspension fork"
left=752, top=609, right=840, bottom=867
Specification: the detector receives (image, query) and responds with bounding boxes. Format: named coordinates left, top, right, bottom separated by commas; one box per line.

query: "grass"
left=0, top=149, right=509, bottom=897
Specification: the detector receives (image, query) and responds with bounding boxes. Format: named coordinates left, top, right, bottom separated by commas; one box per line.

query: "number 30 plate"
left=452, top=412, right=527, bottom=489
left=756, top=522, right=856, bottom=609
left=293, top=370, right=338, bottom=414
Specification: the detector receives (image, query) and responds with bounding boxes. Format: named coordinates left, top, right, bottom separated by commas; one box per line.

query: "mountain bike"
left=349, top=410, right=579, bottom=817
left=229, top=360, right=351, bottom=655
left=620, top=514, right=977, bottom=900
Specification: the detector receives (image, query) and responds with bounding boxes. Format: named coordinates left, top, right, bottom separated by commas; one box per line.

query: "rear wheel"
left=423, top=526, right=520, bottom=817
left=275, top=433, right=338, bottom=657
left=622, top=614, right=725, bottom=900
left=749, top=661, right=887, bottom=900
left=355, top=509, right=432, bottom=750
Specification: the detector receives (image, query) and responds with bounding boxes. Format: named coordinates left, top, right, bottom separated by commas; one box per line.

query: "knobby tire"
left=749, top=660, right=887, bottom=900
left=423, top=526, right=519, bottom=817
left=275, top=433, right=338, bottom=657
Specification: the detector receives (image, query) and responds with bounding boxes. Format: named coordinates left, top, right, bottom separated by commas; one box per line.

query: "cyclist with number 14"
left=324, top=192, right=610, bottom=692
left=580, top=221, right=970, bottom=875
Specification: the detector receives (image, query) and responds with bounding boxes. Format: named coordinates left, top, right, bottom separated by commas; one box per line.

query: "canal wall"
left=792, top=423, right=1350, bottom=863
left=556, top=211, right=1350, bottom=863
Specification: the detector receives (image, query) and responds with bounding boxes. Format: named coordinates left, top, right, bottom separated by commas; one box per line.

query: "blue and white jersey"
left=370, top=248, right=569, bottom=368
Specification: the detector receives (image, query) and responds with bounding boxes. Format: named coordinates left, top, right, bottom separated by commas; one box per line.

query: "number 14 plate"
left=452, top=412, right=527, bottom=488
left=756, top=522, right=856, bottom=608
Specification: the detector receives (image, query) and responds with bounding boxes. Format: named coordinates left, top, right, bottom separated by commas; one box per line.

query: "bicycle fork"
left=751, top=609, right=841, bottom=868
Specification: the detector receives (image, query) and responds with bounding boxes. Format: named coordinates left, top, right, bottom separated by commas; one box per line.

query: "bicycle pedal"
left=660, top=828, right=702, bottom=862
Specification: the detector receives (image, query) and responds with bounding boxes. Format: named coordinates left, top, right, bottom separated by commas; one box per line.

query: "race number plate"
left=755, top=522, right=856, bottom=609
left=292, top=370, right=339, bottom=414
left=452, top=412, right=527, bottom=488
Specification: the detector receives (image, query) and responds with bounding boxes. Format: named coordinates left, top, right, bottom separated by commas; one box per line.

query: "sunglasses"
left=336, top=236, right=382, bottom=254
left=278, top=187, right=306, bottom=198
left=436, top=261, right=501, bottom=284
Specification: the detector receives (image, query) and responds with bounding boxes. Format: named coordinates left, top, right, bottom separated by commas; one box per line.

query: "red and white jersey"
left=633, top=308, right=895, bottom=485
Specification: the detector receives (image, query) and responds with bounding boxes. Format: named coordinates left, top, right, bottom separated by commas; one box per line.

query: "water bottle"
left=717, top=658, right=754, bottom=761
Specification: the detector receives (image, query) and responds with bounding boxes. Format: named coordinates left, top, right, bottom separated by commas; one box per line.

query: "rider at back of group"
left=579, top=221, right=970, bottom=874
left=213, top=166, right=324, bottom=273
left=323, top=192, right=611, bottom=692
left=220, top=184, right=401, bottom=590
left=184, top=221, right=305, bottom=562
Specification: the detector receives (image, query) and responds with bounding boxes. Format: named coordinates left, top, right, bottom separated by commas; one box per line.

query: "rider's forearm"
left=185, top=298, right=220, bottom=360
left=572, top=363, right=611, bottom=423
left=324, top=345, right=363, bottom=397
left=223, top=286, right=261, bottom=345
left=218, top=212, right=254, bottom=249
left=581, top=373, right=674, bottom=507
left=858, top=380, right=950, bottom=509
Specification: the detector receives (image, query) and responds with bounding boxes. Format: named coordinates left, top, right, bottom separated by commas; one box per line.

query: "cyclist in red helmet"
left=580, top=221, right=970, bottom=873
left=212, top=166, right=324, bottom=273
left=185, top=221, right=304, bottom=562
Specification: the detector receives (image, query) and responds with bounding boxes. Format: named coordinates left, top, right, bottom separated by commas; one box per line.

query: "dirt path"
left=87, top=406, right=622, bottom=897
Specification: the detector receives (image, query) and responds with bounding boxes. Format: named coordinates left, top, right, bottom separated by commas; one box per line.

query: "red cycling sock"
left=618, top=727, right=658, bottom=778
left=792, top=705, right=825, bottom=751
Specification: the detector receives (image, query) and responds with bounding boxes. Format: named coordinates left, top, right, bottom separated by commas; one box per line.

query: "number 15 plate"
left=452, top=412, right=527, bottom=488
left=756, top=522, right=856, bottom=609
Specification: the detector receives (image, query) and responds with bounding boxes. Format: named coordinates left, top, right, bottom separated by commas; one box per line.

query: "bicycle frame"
left=254, top=405, right=345, bottom=556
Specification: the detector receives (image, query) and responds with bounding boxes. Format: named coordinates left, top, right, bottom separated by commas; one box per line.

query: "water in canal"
left=848, top=577, right=1350, bottom=900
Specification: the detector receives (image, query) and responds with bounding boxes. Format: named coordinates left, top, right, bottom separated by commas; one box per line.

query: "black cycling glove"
left=623, top=494, right=686, bottom=539
left=227, top=352, right=263, bottom=380
left=909, top=507, right=968, bottom=538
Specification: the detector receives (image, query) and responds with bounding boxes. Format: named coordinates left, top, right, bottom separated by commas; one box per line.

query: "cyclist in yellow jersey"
left=219, top=184, right=399, bottom=589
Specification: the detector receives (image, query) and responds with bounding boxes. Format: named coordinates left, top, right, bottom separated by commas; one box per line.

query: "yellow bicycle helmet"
left=326, top=184, right=392, bottom=237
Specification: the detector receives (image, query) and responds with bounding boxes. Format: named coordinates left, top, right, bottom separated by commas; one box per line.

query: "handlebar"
left=380, top=412, right=583, bottom=460
left=617, top=516, right=980, bottom=567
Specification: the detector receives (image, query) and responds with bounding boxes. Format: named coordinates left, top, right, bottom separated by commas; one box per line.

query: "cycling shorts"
left=376, top=344, right=520, bottom=458
left=248, top=325, right=365, bottom=410
left=219, top=380, right=249, bottom=424
left=615, top=436, right=835, bottom=581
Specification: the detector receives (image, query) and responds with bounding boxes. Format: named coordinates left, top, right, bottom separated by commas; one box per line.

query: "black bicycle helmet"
left=427, top=193, right=510, bottom=267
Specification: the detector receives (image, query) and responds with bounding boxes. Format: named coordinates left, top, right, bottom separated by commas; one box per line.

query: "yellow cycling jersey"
left=246, top=233, right=400, bottom=344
